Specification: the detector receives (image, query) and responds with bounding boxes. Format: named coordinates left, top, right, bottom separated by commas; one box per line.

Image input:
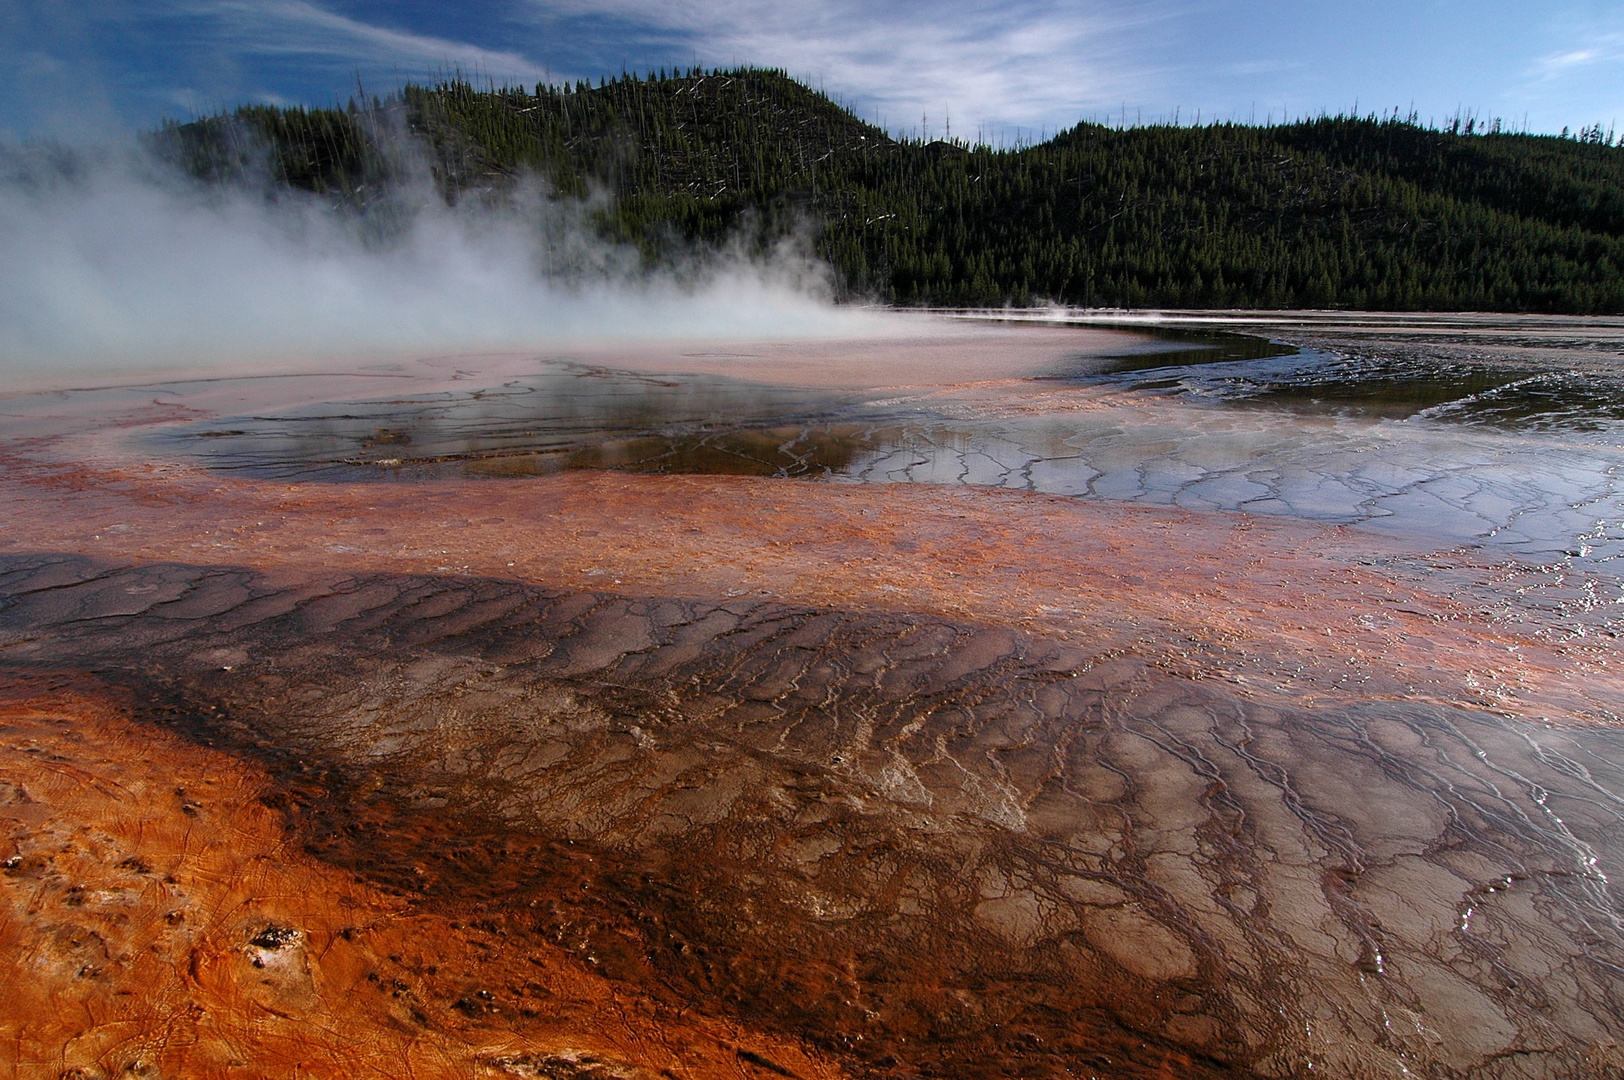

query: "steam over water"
left=0, top=146, right=886, bottom=381
left=3, top=314, right=1624, bottom=1078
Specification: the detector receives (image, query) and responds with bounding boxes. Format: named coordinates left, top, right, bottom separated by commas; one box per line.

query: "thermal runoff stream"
left=3, top=313, right=1623, bottom=1080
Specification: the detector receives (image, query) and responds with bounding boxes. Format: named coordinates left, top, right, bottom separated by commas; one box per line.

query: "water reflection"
left=168, top=363, right=870, bottom=481
left=166, top=329, right=1624, bottom=567
left=1083, top=326, right=1301, bottom=375
left=1103, top=346, right=1624, bottom=428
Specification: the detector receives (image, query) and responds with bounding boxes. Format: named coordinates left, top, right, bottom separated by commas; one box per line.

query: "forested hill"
left=158, top=68, right=1624, bottom=313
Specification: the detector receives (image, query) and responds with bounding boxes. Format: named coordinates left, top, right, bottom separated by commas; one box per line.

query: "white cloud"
left=1526, top=35, right=1624, bottom=82
left=532, top=0, right=1179, bottom=136
left=1507, top=22, right=1624, bottom=126
left=1, top=0, right=558, bottom=138
left=1540, top=49, right=1599, bottom=72
left=183, top=0, right=551, bottom=83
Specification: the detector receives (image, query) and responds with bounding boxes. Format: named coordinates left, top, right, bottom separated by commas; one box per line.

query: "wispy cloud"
left=1525, top=33, right=1624, bottom=82
left=10, top=0, right=1621, bottom=142
left=1504, top=18, right=1624, bottom=126
left=534, top=0, right=1179, bottom=136
left=166, top=0, right=550, bottom=82
left=1, top=0, right=551, bottom=137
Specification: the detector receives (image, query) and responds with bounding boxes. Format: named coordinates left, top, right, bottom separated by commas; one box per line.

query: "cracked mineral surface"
left=2, top=316, right=1623, bottom=1079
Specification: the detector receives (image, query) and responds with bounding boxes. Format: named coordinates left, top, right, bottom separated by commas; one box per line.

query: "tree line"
left=155, top=68, right=1624, bottom=313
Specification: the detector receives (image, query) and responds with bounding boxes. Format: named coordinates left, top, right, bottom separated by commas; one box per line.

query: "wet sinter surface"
left=2, top=316, right=1623, bottom=1079
left=154, top=322, right=1624, bottom=569
left=3, top=554, right=1623, bottom=1079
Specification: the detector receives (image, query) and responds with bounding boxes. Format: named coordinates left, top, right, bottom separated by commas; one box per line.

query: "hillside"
left=157, top=68, right=1624, bottom=313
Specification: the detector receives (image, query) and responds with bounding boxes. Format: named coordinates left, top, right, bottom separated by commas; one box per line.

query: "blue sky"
left=6, top=0, right=1623, bottom=143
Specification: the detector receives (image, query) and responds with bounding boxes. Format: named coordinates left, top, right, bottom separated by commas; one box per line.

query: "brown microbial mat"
left=3, top=315, right=1624, bottom=1080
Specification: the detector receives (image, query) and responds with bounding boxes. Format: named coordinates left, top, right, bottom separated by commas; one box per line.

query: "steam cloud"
left=0, top=143, right=888, bottom=387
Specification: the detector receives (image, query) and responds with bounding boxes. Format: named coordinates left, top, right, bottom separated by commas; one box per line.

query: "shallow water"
left=164, top=363, right=861, bottom=480
left=163, top=324, right=1624, bottom=568
left=3, top=314, right=1624, bottom=1079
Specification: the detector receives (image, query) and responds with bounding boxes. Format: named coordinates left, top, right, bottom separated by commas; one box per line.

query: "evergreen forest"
left=156, top=68, right=1624, bottom=313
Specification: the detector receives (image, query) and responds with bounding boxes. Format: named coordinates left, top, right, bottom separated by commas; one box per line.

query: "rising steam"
left=0, top=141, right=888, bottom=387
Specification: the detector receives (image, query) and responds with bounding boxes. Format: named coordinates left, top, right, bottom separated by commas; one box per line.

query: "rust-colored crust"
left=0, top=682, right=847, bottom=1080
